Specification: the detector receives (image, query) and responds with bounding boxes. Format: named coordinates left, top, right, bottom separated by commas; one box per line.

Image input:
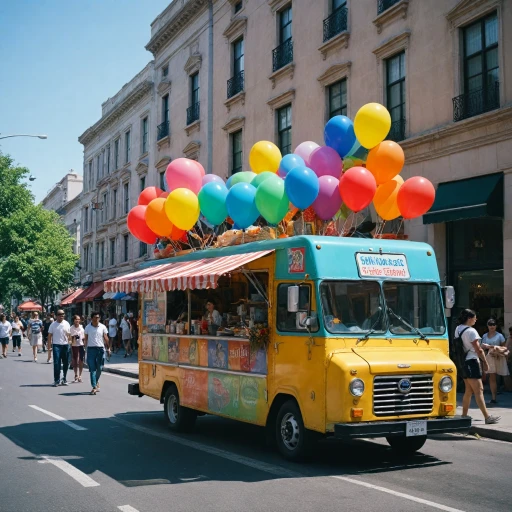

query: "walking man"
left=48, top=310, right=71, bottom=386
left=84, top=311, right=110, bottom=395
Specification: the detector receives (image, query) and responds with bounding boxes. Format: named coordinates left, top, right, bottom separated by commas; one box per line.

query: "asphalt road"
left=0, top=341, right=510, bottom=512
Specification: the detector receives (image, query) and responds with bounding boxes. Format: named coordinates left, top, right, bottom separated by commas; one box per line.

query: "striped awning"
left=105, top=250, right=274, bottom=294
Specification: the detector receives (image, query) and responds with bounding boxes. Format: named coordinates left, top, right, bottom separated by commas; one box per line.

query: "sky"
left=0, top=0, right=171, bottom=203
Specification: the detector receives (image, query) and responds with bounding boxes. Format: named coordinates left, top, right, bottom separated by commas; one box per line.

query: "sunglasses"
left=488, top=323, right=496, bottom=326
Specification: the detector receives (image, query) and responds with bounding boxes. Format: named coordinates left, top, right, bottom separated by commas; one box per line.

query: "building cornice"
left=267, top=89, right=295, bottom=112
left=372, top=0, right=409, bottom=34
left=183, top=140, right=201, bottom=160
left=372, top=30, right=411, bottom=60
left=317, top=61, right=352, bottom=88
left=223, top=16, right=247, bottom=42
left=446, top=0, right=502, bottom=29
left=222, top=116, right=245, bottom=134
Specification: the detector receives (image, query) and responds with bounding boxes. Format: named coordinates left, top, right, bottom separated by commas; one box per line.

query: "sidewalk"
left=87, top=348, right=139, bottom=379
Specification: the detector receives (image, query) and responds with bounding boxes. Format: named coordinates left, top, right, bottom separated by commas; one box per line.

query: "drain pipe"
left=207, top=0, right=214, bottom=174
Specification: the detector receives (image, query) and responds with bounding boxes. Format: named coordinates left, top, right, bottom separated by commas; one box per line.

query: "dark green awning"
left=423, top=172, right=503, bottom=224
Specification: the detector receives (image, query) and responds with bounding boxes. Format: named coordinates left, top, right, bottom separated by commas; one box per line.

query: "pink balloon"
left=294, top=141, right=320, bottom=167
left=194, top=161, right=206, bottom=177
left=313, top=176, right=342, bottom=220
left=309, top=146, right=342, bottom=179
left=202, top=174, right=224, bottom=186
left=165, top=158, right=203, bottom=194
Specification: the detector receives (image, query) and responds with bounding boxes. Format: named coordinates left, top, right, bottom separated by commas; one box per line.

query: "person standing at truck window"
left=458, top=309, right=500, bottom=424
left=481, top=319, right=509, bottom=404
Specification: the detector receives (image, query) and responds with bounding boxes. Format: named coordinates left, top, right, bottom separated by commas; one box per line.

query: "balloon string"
left=396, top=218, right=404, bottom=237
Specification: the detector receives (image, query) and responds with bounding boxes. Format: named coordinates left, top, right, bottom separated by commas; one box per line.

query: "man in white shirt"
left=48, top=310, right=71, bottom=386
left=107, top=315, right=118, bottom=353
left=84, top=311, right=110, bottom=395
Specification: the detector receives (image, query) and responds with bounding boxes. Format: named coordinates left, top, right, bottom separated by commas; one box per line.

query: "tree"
left=0, top=152, right=33, bottom=219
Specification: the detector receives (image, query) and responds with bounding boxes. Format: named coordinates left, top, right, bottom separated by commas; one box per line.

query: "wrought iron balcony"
left=387, top=118, right=406, bottom=142
left=186, top=101, right=200, bottom=125
left=452, top=82, right=500, bottom=122
left=227, top=70, right=245, bottom=99
left=378, top=0, right=401, bottom=15
left=272, top=38, right=293, bottom=72
left=323, top=7, right=348, bottom=43
left=157, top=120, right=169, bottom=140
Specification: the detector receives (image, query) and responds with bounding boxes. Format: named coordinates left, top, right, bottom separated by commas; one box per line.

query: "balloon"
left=229, top=171, right=256, bottom=188
left=202, top=174, right=224, bottom=186
left=138, top=187, right=164, bottom=206
left=251, top=171, right=276, bottom=188
left=164, top=188, right=200, bottom=231
left=159, top=192, right=169, bottom=199
left=354, top=103, right=391, bottom=149
left=249, top=141, right=282, bottom=174
left=339, top=166, right=377, bottom=212
left=309, top=146, right=342, bottom=178
left=366, top=141, right=405, bottom=185
left=313, top=176, right=342, bottom=220
left=127, top=206, right=158, bottom=244
left=397, top=177, right=436, bottom=219
left=284, top=166, right=319, bottom=210
left=278, top=154, right=305, bottom=178
left=226, top=183, right=259, bottom=229
left=198, top=182, right=229, bottom=225
left=373, top=175, right=404, bottom=221
left=324, top=115, right=356, bottom=158
left=255, top=176, right=289, bottom=224
left=145, top=198, right=175, bottom=237
left=165, top=158, right=203, bottom=194
left=294, top=141, right=320, bottom=167
left=193, top=161, right=206, bottom=177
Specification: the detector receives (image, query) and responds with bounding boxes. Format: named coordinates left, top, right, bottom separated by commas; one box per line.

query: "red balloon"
left=127, top=206, right=158, bottom=244
left=138, top=186, right=164, bottom=206
left=159, top=192, right=169, bottom=199
left=339, top=166, right=377, bottom=212
left=397, top=177, right=435, bottom=219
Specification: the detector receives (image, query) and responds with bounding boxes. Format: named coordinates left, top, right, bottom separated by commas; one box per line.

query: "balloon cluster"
left=126, top=102, right=436, bottom=246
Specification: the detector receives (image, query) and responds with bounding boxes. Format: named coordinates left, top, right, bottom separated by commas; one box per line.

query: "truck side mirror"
left=287, top=286, right=299, bottom=312
left=443, top=286, right=455, bottom=309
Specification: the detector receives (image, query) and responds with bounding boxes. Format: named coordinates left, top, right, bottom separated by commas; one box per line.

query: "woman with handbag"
left=482, top=319, right=509, bottom=404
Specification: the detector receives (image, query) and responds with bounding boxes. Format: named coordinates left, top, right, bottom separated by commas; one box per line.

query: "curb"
left=470, top=425, right=512, bottom=443
left=103, top=367, right=138, bottom=379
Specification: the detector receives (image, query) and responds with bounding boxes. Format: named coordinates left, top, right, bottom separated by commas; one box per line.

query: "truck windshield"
left=383, top=282, right=446, bottom=335
left=320, top=281, right=384, bottom=334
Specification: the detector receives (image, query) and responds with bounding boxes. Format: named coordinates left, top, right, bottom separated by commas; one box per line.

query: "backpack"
left=452, top=326, right=470, bottom=378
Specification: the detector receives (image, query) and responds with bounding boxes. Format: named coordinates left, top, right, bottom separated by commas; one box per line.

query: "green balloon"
left=255, top=176, right=289, bottom=224
left=230, top=171, right=256, bottom=187
left=251, top=171, right=276, bottom=188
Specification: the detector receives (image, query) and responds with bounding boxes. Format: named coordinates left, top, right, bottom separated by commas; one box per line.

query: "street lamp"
left=0, top=134, right=48, bottom=140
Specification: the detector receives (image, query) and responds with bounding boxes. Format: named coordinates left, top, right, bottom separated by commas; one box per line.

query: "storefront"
left=60, top=288, right=84, bottom=322
left=73, top=281, right=105, bottom=319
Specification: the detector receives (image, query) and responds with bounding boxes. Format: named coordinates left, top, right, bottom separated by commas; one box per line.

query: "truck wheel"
left=386, top=435, right=427, bottom=454
left=275, top=400, right=315, bottom=462
left=163, top=385, right=197, bottom=433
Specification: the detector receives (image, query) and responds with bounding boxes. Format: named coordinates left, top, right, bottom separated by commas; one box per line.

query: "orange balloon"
left=145, top=198, right=176, bottom=237
left=366, top=141, right=404, bottom=185
left=373, top=175, right=404, bottom=221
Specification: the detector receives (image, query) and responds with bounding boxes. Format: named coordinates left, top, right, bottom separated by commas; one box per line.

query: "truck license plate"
left=406, top=420, right=427, bottom=437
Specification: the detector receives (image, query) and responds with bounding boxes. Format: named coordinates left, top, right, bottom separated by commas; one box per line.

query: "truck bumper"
left=128, top=383, right=143, bottom=397
left=334, top=416, right=471, bottom=439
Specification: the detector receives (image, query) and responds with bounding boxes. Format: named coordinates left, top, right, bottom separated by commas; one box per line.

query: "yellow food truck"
left=107, top=235, right=470, bottom=461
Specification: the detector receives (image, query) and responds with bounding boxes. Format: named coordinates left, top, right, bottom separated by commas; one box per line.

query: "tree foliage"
left=0, top=153, right=33, bottom=219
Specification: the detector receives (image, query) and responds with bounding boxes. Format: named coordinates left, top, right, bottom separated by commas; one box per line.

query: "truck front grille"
left=373, top=374, right=434, bottom=417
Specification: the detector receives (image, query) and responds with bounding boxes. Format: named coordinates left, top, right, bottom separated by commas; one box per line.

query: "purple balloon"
left=309, top=146, right=342, bottom=179
left=294, top=141, right=320, bottom=167
left=202, top=174, right=224, bottom=186
left=313, top=176, right=342, bottom=220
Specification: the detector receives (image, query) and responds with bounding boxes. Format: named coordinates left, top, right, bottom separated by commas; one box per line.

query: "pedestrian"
left=482, top=319, right=510, bottom=404
left=128, top=311, right=138, bottom=354
left=458, top=309, right=501, bottom=424
left=84, top=311, right=110, bottom=395
left=0, top=313, right=12, bottom=358
left=11, top=314, right=23, bottom=357
left=47, top=310, right=71, bottom=386
left=120, top=314, right=132, bottom=357
left=27, top=312, right=44, bottom=362
left=20, top=314, right=28, bottom=339
left=70, top=315, right=85, bottom=383
left=42, top=313, right=53, bottom=355
left=108, top=314, right=118, bottom=354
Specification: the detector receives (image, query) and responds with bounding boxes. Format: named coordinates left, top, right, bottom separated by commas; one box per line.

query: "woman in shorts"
left=0, top=313, right=12, bottom=358
left=11, top=314, right=23, bottom=356
left=27, top=312, right=44, bottom=362
left=70, top=315, right=85, bottom=382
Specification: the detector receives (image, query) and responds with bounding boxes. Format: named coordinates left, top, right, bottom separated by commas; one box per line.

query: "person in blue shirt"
left=27, top=312, right=44, bottom=362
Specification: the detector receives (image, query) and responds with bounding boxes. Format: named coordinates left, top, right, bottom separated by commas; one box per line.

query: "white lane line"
left=111, top=417, right=301, bottom=479
left=118, top=506, right=140, bottom=512
left=38, top=456, right=99, bottom=487
left=28, top=405, right=87, bottom=431
left=331, top=476, right=465, bottom=512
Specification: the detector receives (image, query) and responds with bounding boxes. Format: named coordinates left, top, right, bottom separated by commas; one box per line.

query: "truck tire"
left=275, top=400, right=316, bottom=462
left=163, top=385, right=197, bottom=433
left=386, top=435, right=427, bottom=454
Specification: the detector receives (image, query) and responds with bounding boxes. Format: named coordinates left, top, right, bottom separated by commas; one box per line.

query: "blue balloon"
left=198, top=182, right=228, bottom=226
left=225, top=183, right=259, bottom=229
left=278, top=154, right=305, bottom=178
left=285, top=166, right=320, bottom=210
left=324, top=115, right=356, bottom=158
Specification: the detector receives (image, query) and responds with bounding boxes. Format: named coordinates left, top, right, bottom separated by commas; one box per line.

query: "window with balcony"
left=328, top=78, right=347, bottom=118
left=112, top=189, right=117, bottom=219
left=385, top=51, right=406, bottom=142
left=114, top=138, right=120, bottom=169
left=323, top=0, right=347, bottom=42
left=124, top=182, right=130, bottom=215
left=139, top=241, right=148, bottom=258
left=277, top=104, right=292, bottom=156
left=228, top=38, right=245, bottom=99
left=453, top=12, right=499, bottom=122
left=158, top=94, right=170, bottom=140
left=378, top=0, right=401, bottom=15
left=142, top=117, right=149, bottom=154
left=273, top=6, right=293, bottom=72
left=187, top=73, right=200, bottom=125
left=123, top=234, right=129, bottom=262
left=125, top=130, right=131, bottom=164
left=110, top=238, right=115, bottom=266
left=231, top=130, right=243, bottom=175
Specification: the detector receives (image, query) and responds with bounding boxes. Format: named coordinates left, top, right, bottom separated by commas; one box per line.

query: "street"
left=0, top=342, right=509, bottom=512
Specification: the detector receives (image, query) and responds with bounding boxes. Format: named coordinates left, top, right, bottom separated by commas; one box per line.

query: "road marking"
left=331, top=476, right=465, bottom=512
left=110, top=417, right=301, bottom=478
left=38, top=456, right=99, bottom=487
left=28, top=405, right=87, bottom=431
left=118, top=506, right=139, bottom=512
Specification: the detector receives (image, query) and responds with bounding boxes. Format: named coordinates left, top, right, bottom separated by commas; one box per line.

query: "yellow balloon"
left=249, top=140, right=282, bottom=174
left=354, top=103, right=391, bottom=149
left=164, top=188, right=200, bottom=231
left=373, top=175, right=404, bottom=221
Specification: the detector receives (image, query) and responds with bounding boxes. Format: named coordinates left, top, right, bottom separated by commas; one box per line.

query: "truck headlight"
left=439, top=376, right=453, bottom=393
left=349, top=378, right=365, bottom=397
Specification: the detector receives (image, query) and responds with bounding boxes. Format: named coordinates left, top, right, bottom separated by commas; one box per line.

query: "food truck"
left=106, top=235, right=470, bottom=461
